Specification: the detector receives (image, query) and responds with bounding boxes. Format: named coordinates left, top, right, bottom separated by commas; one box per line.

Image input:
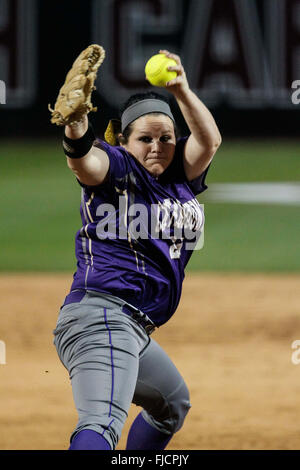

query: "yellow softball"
left=145, top=53, right=177, bottom=87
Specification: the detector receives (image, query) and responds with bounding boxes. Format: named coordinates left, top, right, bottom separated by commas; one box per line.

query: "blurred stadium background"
left=0, top=0, right=300, bottom=451
left=1, top=0, right=299, bottom=273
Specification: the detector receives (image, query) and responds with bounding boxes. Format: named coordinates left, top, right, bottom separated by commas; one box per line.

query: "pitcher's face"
left=122, top=114, right=176, bottom=177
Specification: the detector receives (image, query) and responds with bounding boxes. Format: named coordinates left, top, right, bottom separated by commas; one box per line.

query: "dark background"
left=1, top=0, right=300, bottom=138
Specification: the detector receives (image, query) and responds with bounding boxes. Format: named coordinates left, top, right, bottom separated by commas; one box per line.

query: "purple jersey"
left=68, top=137, right=209, bottom=326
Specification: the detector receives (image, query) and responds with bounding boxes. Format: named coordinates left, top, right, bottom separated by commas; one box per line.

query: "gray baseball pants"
left=53, top=291, right=191, bottom=450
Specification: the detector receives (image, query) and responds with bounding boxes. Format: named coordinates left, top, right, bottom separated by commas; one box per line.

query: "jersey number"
left=169, top=237, right=183, bottom=260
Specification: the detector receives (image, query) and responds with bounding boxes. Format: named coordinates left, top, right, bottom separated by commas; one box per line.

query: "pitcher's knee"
left=167, top=380, right=191, bottom=433
left=143, top=380, right=191, bottom=435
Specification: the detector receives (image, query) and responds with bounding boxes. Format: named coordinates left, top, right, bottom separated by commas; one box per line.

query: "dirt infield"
left=0, top=273, right=300, bottom=450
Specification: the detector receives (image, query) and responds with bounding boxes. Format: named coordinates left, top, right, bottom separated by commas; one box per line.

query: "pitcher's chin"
left=146, top=161, right=170, bottom=177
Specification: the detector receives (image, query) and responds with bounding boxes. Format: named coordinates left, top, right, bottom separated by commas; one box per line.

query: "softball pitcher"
left=50, top=45, right=221, bottom=450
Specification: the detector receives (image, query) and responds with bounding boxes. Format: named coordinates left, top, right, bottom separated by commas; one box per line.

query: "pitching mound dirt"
left=0, top=273, right=299, bottom=450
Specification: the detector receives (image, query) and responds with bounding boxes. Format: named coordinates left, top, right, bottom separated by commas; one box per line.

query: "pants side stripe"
left=104, top=307, right=115, bottom=417
left=101, top=418, right=115, bottom=438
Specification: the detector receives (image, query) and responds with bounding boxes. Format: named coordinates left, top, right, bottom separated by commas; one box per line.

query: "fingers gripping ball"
left=145, top=53, right=177, bottom=87
left=49, top=44, right=106, bottom=126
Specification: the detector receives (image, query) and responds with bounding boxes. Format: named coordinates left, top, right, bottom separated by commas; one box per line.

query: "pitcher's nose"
left=151, top=140, right=162, bottom=153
